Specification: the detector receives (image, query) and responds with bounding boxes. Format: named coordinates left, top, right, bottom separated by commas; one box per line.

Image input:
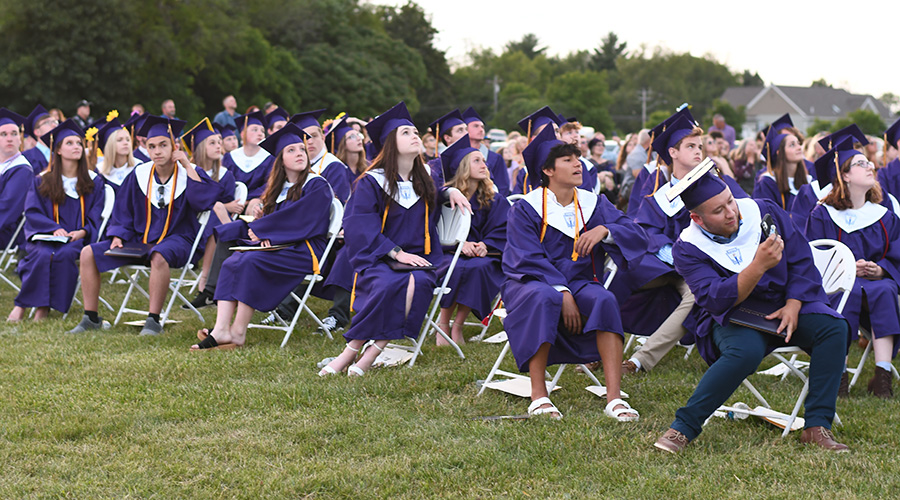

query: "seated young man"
left=426, top=109, right=468, bottom=187
left=287, top=109, right=352, bottom=204
left=654, top=170, right=848, bottom=453
left=69, top=115, right=217, bottom=335
left=502, top=124, right=648, bottom=421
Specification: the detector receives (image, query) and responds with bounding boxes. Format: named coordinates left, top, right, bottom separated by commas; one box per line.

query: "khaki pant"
left=632, top=275, right=694, bottom=371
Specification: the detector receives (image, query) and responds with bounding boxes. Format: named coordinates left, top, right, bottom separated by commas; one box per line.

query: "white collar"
left=104, top=164, right=134, bottom=185
left=679, top=198, right=762, bottom=273
left=762, top=172, right=810, bottom=195
left=1, top=152, right=31, bottom=175
left=134, top=162, right=188, bottom=208
left=890, top=194, right=900, bottom=217
left=824, top=201, right=887, bottom=233
left=61, top=170, right=97, bottom=198
left=524, top=187, right=598, bottom=239
left=312, top=151, right=343, bottom=175
left=652, top=175, right=684, bottom=217
left=276, top=173, right=328, bottom=203
left=643, top=160, right=658, bottom=174
left=36, top=142, right=50, bottom=160
left=230, top=147, right=271, bottom=173
left=810, top=180, right=832, bottom=200
left=205, top=165, right=229, bottom=181
left=367, top=169, right=419, bottom=209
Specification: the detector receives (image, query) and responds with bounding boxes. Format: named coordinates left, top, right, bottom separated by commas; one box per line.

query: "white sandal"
left=528, top=396, right=563, bottom=420
left=318, top=344, right=360, bottom=377
left=348, top=342, right=383, bottom=377
left=605, top=398, right=639, bottom=422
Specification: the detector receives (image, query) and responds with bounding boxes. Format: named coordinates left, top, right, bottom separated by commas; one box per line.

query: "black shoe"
left=182, top=290, right=215, bottom=310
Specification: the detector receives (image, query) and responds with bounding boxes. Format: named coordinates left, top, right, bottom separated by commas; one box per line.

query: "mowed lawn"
left=1, top=273, right=899, bottom=499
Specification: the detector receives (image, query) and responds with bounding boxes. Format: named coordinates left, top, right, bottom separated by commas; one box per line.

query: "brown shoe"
left=837, top=371, right=849, bottom=398
left=622, top=359, right=639, bottom=375
left=867, top=366, right=894, bottom=398
left=576, top=360, right=602, bottom=373
left=654, top=428, right=689, bottom=453
left=800, top=426, right=849, bottom=452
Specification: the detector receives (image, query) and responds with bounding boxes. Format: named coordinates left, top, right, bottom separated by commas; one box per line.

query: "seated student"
left=218, top=123, right=239, bottom=154
left=805, top=138, right=900, bottom=398
left=753, top=118, right=812, bottom=213
left=622, top=113, right=748, bottom=375
left=426, top=109, right=468, bottom=187
left=95, top=117, right=137, bottom=193
left=511, top=106, right=564, bottom=195
left=287, top=109, right=352, bottom=203
left=502, top=124, right=646, bottom=420
left=22, top=105, right=59, bottom=173
left=0, top=109, right=39, bottom=250
left=180, top=118, right=241, bottom=303
left=265, top=107, right=289, bottom=135
left=654, top=170, right=848, bottom=453
left=878, top=117, right=900, bottom=200
left=190, top=124, right=333, bottom=350
left=222, top=111, right=273, bottom=204
left=123, top=113, right=151, bottom=164
left=461, top=106, right=510, bottom=197
left=9, top=120, right=105, bottom=322
left=325, top=115, right=368, bottom=177
left=435, top=134, right=509, bottom=345
left=68, top=115, right=217, bottom=336
left=318, top=102, right=467, bottom=377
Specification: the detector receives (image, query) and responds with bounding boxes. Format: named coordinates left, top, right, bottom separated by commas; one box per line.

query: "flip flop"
left=190, top=333, right=238, bottom=351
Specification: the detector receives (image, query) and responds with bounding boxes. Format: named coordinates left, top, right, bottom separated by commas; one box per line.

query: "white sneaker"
left=315, top=316, right=344, bottom=336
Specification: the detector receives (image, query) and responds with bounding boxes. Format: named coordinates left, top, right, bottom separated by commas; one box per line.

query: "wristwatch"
left=389, top=246, right=402, bottom=260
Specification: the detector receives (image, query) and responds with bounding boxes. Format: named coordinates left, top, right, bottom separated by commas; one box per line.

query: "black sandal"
left=190, top=334, right=238, bottom=351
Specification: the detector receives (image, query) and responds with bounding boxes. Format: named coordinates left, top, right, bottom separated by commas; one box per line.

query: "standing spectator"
left=263, top=102, right=278, bottom=115
left=707, top=113, right=736, bottom=149
left=730, top=138, right=762, bottom=196
left=71, top=100, right=92, bottom=130
left=620, top=128, right=651, bottom=202
left=49, top=108, right=66, bottom=122
left=161, top=99, right=178, bottom=120
left=131, top=104, right=145, bottom=115
left=214, top=95, right=238, bottom=130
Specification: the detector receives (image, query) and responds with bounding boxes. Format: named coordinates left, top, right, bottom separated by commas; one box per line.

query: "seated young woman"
left=95, top=117, right=137, bottom=194
left=8, top=119, right=105, bottom=322
left=805, top=136, right=900, bottom=398
left=191, top=123, right=333, bottom=350
left=318, top=102, right=468, bottom=376
left=435, top=133, right=509, bottom=345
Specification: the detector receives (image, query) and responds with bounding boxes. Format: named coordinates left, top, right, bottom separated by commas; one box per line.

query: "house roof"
left=720, top=85, right=893, bottom=120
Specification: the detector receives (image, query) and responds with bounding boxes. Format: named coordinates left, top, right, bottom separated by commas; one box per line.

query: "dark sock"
left=85, top=310, right=99, bottom=323
left=148, top=313, right=161, bottom=322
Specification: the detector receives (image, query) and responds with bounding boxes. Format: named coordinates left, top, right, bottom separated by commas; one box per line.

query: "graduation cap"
left=180, top=118, right=219, bottom=157
left=24, top=105, right=51, bottom=139
left=266, top=107, right=290, bottom=130
left=818, top=124, right=868, bottom=152
left=439, top=133, right=479, bottom=181
left=235, top=110, right=266, bottom=133
left=40, top=119, right=84, bottom=151
left=0, top=108, right=26, bottom=128
left=429, top=109, right=465, bottom=144
left=666, top=157, right=726, bottom=210
left=324, top=116, right=355, bottom=153
left=651, top=115, right=697, bottom=168
left=216, top=123, right=236, bottom=139
left=96, top=118, right=125, bottom=151
left=461, top=106, right=485, bottom=125
left=289, top=108, right=327, bottom=131
left=814, top=137, right=864, bottom=190
left=138, top=115, right=187, bottom=141
left=517, top=106, right=562, bottom=140
left=258, top=122, right=310, bottom=158
left=365, top=101, right=415, bottom=154
left=763, top=123, right=793, bottom=173
left=521, top=122, right=564, bottom=191
left=885, top=117, right=900, bottom=149
left=762, top=113, right=794, bottom=137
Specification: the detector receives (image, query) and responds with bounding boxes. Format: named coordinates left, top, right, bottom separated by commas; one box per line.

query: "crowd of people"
left=2, top=94, right=900, bottom=455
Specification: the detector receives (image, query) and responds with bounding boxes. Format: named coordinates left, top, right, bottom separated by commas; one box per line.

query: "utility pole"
left=641, top=88, right=648, bottom=125
left=492, top=75, right=500, bottom=116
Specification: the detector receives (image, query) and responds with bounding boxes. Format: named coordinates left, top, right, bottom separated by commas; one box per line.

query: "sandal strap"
left=195, top=334, right=219, bottom=349
left=528, top=397, right=562, bottom=417
left=347, top=364, right=365, bottom=376
left=605, top=398, right=639, bottom=417
left=345, top=344, right=360, bottom=353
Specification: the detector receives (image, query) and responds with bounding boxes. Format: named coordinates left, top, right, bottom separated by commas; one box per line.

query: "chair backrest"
left=327, top=197, right=344, bottom=237
left=437, top=203, right=472, bottom=246
left=234, top=181, right=249, bottom=204
left=95, top=184, right=117, bottom=243
left=603, top=257, right=617, bottom=290
left=808, top=239, right=855, bottom=313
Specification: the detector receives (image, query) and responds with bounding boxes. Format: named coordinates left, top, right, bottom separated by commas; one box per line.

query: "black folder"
left=729, top=297, right=786, bottom=338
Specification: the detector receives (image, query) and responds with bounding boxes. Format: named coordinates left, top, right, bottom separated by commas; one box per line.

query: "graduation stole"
left=53, top=197, right=86, bottom=229
left=539, top=187, right=582, bottom=262
left=143, top=163, right=177, bottom=244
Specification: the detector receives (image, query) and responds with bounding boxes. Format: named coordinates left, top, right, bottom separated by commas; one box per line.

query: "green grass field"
left=1, top=273, right=899, bottom=499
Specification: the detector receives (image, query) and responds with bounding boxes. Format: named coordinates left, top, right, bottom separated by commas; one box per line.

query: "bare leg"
left=227, top=301, right=255, bottom=345
left=32, top=307, right=49, bottom=321
left=212, top=201, right=231, bottom=224
left=527, top=343, right=560, bottom=417
left=323, top=339, right=367, bottom=373
left=7, top=306, right=26, bottom=322
left=192, top=300, right=236, bottom=348
left=597, top=330, right=636, bottom=417
left=405, top=273, right=415, bottom=317
left=79, top=245, right=100, bottom=311
left=451, top=305, right=470, bottom=344
left=147, top=253, right=170, bottom=315
left=436, top=305, right=454, bottom=346
left=873, top=336, right=894, bottom=365
left=354, top=339, right=389, bottom=371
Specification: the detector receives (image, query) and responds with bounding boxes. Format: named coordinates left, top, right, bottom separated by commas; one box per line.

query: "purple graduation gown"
left=133, top=147, right=151, bottom=164
left=805, top=203, right=900, bottom=356
left=310, top=151, right=352, bottom=203
left=196, top=165, right=237, bottom=255
left=501, top=189, right=649, bottom=371
left=341, top=171, right=446, bottom=342
left=627, top=165, right=655, bottom=217
left=101, top=164, right=137, bottom=195
left=674, top=198, right=845, bottom=365
left=752, top=172, right=810, bottom=213
left=14, top=173, right=105, bottom=311
left=0, top=153, right=33, bottom=248
left=222, top=147, right=274, bottom=200
left=213, top=175, right=332, bottom=311
left=485, top=149, right=510, bottom=197
left=23, top=147, right=48, bottom=173
left=89, top=162, right=218, bottom=272
left=437, top=191, right=509, bottom=319
left=878, top=158, right=900, bottom=199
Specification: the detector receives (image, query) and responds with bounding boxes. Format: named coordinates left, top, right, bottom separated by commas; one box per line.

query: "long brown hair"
left=773, top=131, right=809, bottom=196
left=260, top=145, right=311, bottom=216
left=821, top=156, right=883, bottom=210
left=192, top=135, right=222, bottom=181
left=38, top=137, right=96, bottom=204
left=360, top=128, right=436, bottom=211
left=336, top=136, right=368, bottom=176
left=444, top=151, right=494, bottom=209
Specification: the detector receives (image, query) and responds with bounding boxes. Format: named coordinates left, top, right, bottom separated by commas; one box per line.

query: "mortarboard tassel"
left=350, top=273, right=358, bottom=312
left=571, top=188, right=580, bottom=261
left=305, top=241, right=320, bottom=274
left=424, top=202, right=431, bottom=254
left=884, top=133, right=889, bottom=169
left=540, top=187, right=548, bottom=242
left=526, top=120, right=532, bottom=143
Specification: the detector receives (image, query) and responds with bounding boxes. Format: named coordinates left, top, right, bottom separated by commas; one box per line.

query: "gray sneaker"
left=67, top=314, right=105, bottom=334
left=139, top=317, right=164, bottom=336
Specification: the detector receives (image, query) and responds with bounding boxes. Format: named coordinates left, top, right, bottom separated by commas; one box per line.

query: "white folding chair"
left=722, top=239, right=852, bottom=437
left=232, top=182, right=248, bottom=220
left=66, top=185, right=118, bottom=317
left=113, top=211, right=211, bottom=326
left=0, top=214, right=26, bottom=289
left=477, top=258, right=619, bottom=397
left=247, top=197, right=344, bottom=345
left=384, top=204, right=471, bottom=367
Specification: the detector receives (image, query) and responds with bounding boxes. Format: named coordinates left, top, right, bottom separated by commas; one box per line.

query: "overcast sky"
left=379, top=0, right=897, bottom=99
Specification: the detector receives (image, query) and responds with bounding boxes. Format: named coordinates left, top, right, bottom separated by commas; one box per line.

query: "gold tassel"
left=884, top=133, right=889, bottom=168
left=424, top=202, right=431, bottom=254
left=526, top=120, right=532, bottom=143
left=350, top=273, right=358, bottom=312
left=305, top=241, right=320, bottom=274
left=540, top=187, right=548, bottom=242
left=571, top=188, right=580, bottom=261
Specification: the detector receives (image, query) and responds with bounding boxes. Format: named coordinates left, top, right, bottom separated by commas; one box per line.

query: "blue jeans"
left=671, top=313, right=847, bottom=441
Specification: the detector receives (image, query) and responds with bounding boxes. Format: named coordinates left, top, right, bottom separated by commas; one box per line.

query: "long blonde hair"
left=100, top=128, right=135, bottom=175
left=444, top=151, right=495, bottom=209
left=192, top=135, right=222, bottom=181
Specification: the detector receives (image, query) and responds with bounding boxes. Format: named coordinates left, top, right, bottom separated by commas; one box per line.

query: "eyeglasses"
left=850, top=160, right=874, bottom=170
left=157, top=185, right=167, bottom=210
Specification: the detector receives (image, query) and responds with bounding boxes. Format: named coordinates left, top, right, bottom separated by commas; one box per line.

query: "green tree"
left=590, top=32, right=627, bottom=73
left=806, top=118, right=834, bottom=136
left=704, top=99, right=746, bottom=131
left=811, top=78, right=832, bottom=88
left=831, top=109, right=886, bottom=136
left=739, top=70, right=764, bottom=87
left=546, top=71, right=613, bottom=134
left=505, top=34, right=546, bottom=60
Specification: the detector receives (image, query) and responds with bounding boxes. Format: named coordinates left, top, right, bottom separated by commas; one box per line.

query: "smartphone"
left=760, top=213, right=778, bottom=241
